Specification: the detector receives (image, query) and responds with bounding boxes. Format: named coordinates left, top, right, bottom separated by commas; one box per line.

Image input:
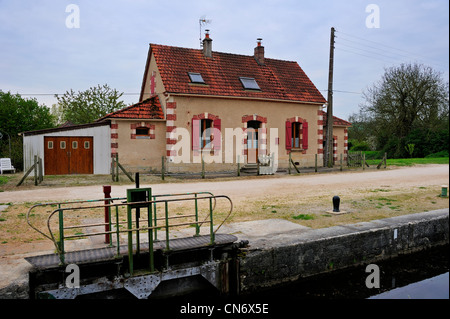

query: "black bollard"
left=333, top=196, right=340, bottom=212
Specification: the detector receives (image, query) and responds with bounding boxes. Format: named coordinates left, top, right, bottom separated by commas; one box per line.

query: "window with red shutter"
left=302, top=121, right=309, bottom=150
left=213, top=118, right=221, bottom=150
left=285, top=121, right=292, bottom=150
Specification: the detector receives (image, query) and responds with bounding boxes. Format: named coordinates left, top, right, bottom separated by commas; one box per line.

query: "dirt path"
left=0, top=165, right=448, bottom=204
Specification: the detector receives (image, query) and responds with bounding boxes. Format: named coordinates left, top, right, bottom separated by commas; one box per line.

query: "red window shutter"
left=213, top=118, right=221, bottom=150
left=302, top=121, right=309, bottom=150
left=285, top=121, right=292, bottom=150
left=192, top=119, right=200, bottom=151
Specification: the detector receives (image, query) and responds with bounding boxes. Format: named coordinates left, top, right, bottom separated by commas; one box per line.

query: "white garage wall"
left=23, top=124, right=111, bottom=175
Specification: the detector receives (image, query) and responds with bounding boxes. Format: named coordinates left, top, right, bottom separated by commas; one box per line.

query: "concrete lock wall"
left=238, top=209, right=449, bottom=293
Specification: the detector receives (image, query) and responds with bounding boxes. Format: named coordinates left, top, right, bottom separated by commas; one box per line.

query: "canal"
left=245, top=244, right=449, bottom=300
left=147, top=244, right=448, bottom=317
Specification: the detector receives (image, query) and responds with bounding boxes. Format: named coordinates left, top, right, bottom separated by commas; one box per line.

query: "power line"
left=336, top=30, right=447, bottom=69
left=337, top=30, right=441, bottom=63
left=336, top=42, right=403, bottom=63
left=335, top=46, right=401, bottom=65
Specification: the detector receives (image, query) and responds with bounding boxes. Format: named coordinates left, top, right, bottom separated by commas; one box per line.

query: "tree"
left=55, top=84, right=126, bottom=125
left=351, top=63, right=449, bottom=158
left=0, top=90, right=56, bottom=169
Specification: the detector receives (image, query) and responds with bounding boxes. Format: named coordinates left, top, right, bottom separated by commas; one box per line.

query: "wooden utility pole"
left=324, top=27, right=335, bottom=168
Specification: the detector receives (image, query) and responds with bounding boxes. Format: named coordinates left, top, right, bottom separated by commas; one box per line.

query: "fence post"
left=363, top=153, right=366, bottom=171
left=201, top=156, right=205, bottom=179
left=237, top=155, right=241, bottom=176
left=34, top=155, right=38, bottom=186
left=315, top=154, right=318, bottom=173
left=288, top=152, right=291, bottom=174
left=340, top=154, right=343, bottom=171
left=103, top=185, right=111, bottom=244
left=384, top=152, right=387, bottom=169
left=38, top=157, right=43, bottom=183
left=111, top=156, right=114, bottom=181
left=161, top=156, right=165, bottom=181
left=257, top=157, right=260, bottom=176
left=115, top=153, right=119, bottom=182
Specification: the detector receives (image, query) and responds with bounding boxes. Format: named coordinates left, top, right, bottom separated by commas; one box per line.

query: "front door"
left=247, top=121, right=261, bottom=164
left=44, top=136, right=93, bottom=175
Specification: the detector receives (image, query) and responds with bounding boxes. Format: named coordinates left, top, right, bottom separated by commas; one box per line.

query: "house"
left=22, top=32, right=351, bottom=175
left=117, top=31, right=350, bottom=172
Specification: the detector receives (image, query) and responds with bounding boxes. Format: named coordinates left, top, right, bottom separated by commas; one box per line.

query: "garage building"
left=21, top=121, right=111, bottom=175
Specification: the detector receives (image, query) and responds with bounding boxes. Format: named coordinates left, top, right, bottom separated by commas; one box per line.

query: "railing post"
left=115, top=206, right=120, bottom=257
left=194, top=193, right=200, bottom=236
left=153, top=200, right=158, bottom=241
left=148, top=194, right=154, bottom=272
left=164, top=201, right=170, bottom=251
left=126, top=198, right=134, bottom=276
left=58, top=207, right=65, bottom=265
left=103, top=185, right=112, bottom=244
left=135, top=173, right=140, bottom=255
left=209, top=197, right=215, bottom=245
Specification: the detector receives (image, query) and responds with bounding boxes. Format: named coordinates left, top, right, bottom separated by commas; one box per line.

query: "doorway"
left=44, top=136, right=93, bottom=175
left=246, top=120, right=261, bottom=164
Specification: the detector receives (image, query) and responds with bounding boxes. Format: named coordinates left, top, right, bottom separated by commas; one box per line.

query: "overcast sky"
left=0, top=0, right=448, bottom=121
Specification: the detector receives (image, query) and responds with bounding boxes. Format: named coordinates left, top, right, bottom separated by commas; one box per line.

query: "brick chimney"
left=202, top=30, right=213, bottom=58
left=254, top=38, right=265, bottom=65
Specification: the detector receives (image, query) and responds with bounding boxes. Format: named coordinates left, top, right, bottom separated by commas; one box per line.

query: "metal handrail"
left=38, top=193, right=233, bottom=274
left=25, top=192, right=217, bottom=245
left=26, top=197, right=127, bottom=242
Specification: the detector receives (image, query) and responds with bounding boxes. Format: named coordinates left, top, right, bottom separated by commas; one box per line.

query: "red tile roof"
left=98, top=95, right=164, bottom=121
left=143, top=44, right=326, bottom=104
left=320, top=110, right=352, bottom=127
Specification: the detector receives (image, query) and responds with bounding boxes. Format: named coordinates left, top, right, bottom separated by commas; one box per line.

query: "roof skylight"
left=188, top=72, right=205, bottom=84
left=239, top=77, right=261, bottom=90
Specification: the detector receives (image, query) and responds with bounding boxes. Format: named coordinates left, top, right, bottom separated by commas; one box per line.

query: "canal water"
left=144, top=245, right=449, bottom=302
left=240, top=244, right=449, bottom=300
left=146, top=244, right=448, bottom=317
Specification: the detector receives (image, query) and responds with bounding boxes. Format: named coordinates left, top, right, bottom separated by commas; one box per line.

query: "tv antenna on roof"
left=199, top=16, right=212, bottom=48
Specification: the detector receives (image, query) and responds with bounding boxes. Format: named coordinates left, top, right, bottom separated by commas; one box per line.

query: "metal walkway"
left=26, top=233, right=238, bottom=270
left=25, top=183, right=245, bottom=299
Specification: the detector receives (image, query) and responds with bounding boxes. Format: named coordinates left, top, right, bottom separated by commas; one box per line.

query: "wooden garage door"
left=44, top=137, right=93, bottom=175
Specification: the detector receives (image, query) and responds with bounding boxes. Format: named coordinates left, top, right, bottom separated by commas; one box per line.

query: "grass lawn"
left=366, top=157, right=449, bottom=167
